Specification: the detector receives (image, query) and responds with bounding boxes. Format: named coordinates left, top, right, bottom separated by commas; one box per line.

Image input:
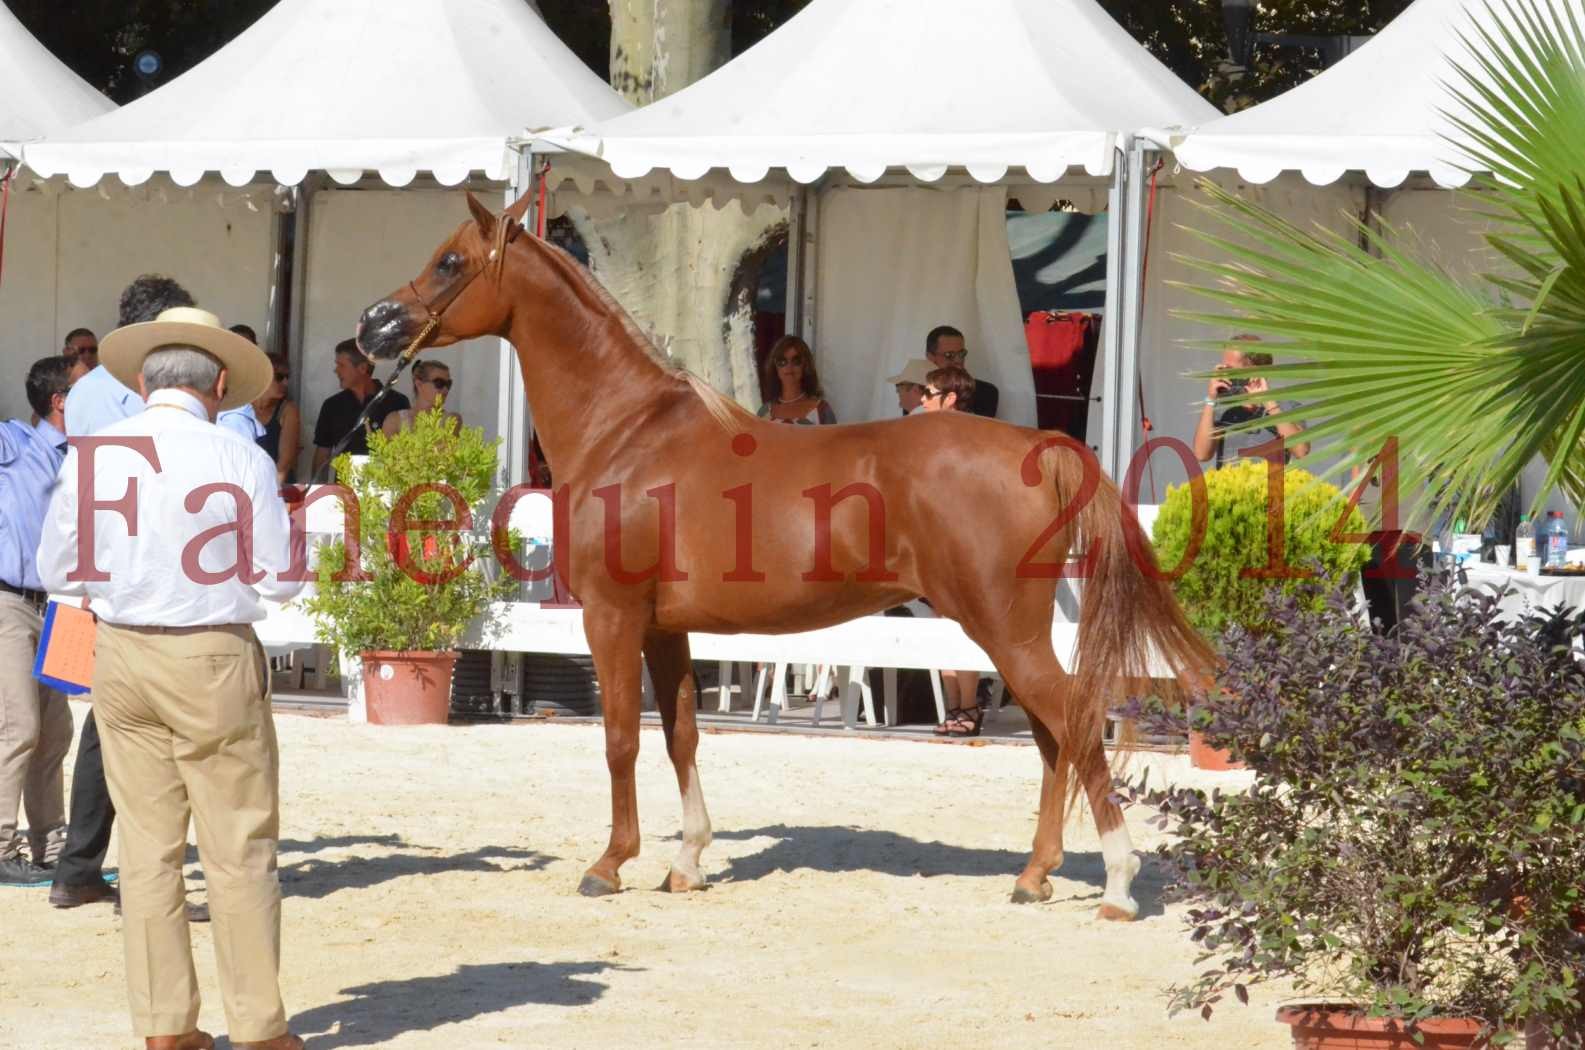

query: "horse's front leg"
left=579, top=605, right=649, bottom=897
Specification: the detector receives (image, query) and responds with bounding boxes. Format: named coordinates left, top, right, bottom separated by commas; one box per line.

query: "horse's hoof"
left=578, top=874, right=620, bottom=897
left=1096, top=899, right=1139, bottom=922
left=657, top=869, right=708, bottom=893
left=1010, top=879, right=1053, bottom=905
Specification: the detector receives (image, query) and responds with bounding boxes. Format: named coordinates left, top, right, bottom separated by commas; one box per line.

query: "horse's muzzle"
left=358, top=299, right=412, bottom=360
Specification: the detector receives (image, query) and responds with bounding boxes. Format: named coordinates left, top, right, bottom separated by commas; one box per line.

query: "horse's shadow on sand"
left=224, top=960, right=631, bottom=1050
left=185, top=835, right=556, bottom=900
left=706, top=824, right=1167, bottom=918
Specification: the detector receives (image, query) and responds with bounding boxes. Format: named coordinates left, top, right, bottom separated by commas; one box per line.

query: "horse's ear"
left=465, top=191, right=497, bottom=237
left=504, top=192, right=533, bottom=225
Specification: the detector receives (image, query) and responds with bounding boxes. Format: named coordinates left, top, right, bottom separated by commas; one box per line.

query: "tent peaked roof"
left=539, top=0, right=1217, bottom=184
left=22, top=0, right=629, bottom=188
left=0, top=5, right=113, bottom=152
left=1165, top=0, right=1585, bottom=188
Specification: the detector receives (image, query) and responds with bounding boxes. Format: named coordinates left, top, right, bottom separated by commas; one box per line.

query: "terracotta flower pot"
left=362, top=650, right=457, bottom=725
left=1277, top=1005, right=1487, bottom=1049
left=1188, top=729, right=1244, bottom=771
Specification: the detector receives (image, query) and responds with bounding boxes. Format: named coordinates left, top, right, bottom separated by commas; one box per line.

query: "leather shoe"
left=49, top=879, right=118, bottom=908
left=144, top=1030, right=214, bottom=1050
left=235, top=1034, right=304, bottom=1050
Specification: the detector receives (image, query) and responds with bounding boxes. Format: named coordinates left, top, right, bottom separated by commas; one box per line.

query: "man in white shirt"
left=38, top=307, right=305, bottom=1050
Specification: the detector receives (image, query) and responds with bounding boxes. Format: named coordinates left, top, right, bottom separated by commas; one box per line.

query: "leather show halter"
left=308, top=216, right=524, bottom=485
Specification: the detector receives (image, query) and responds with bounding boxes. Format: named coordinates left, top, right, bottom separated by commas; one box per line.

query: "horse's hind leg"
left=579, top=607, right=648, bottom=897
left=986, top=639, right=1140, bottom=918
left=644, top=629, right=712, bottom=893
left=1012, top=717, right=1067, bottom=904
left=1074, top=732, right=1141, bottom=920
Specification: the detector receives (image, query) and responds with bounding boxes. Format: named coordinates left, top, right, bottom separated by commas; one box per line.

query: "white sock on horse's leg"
left=671, top=763, right=712, bottom=888
left=1097, top=823, right=1141, bottom=920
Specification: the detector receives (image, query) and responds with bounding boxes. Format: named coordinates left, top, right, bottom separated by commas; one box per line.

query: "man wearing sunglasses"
left=925, top=324, right=999, bottom=419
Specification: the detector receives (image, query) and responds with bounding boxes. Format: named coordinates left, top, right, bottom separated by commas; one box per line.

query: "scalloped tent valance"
left=533, top=0, right=1215, bottom=186
left=1158, top=0, right=1585, bottom=189
left=18, top=0, right=628, bottom=187
left=0, top=4, right=113, bottom=155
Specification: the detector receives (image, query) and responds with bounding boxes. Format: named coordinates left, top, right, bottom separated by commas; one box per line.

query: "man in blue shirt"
left=65, top=276, right=196, bottom=440
left=0, top=357, right=74, bottom=886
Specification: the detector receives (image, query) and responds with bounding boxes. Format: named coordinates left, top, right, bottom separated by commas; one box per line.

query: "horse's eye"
left=436, top=252, right=462, bottom=276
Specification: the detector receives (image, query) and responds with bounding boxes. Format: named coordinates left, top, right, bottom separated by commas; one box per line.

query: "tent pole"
left=798, top=184, right=820, bottom=348
left=1113, top=138, right=1150, bottom=485
left=785, top=185, right=806, bottom=341
left=498, top=147, right=533, bottom=490
left=283, top=177, right=315, bottom=431
left=1098, top=141, right=1128, bottom=481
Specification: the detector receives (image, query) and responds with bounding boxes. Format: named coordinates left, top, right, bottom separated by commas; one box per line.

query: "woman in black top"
left=253, top=351, right=300, bottom=484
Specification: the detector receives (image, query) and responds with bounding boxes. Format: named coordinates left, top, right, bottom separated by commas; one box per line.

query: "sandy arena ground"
left=1, top=700, right=1293, bottom=1049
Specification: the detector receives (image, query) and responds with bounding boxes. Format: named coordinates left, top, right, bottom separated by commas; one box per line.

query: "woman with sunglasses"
left=757, top=335, right=836, bottom=426
left=383, top=359, right=462, bottom=438
left=919, top=365, right=988, bottom=737
left=253, top=351, right=301, bottom=485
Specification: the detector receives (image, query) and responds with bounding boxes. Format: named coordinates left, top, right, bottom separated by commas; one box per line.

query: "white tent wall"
left=301, top=187, right=505, bottom=473
left=0, top=179, right=273, bottom=422
left=1131, top=175, right=1366, bottom=500
left=815, top=185, right=1031, bottom=427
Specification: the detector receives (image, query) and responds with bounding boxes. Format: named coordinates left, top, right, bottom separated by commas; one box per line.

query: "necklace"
left=776, top=393, right=806, bottom=404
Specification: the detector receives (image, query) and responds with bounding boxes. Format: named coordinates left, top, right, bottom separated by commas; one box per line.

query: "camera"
left=1222, top=376, right=1249, bottom=395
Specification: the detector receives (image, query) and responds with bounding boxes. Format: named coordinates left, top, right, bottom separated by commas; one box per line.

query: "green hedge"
left=1151, top=459, right=1371, bottom=638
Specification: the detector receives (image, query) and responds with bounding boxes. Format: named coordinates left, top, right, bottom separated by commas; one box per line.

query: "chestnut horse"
left=357, top=193, right=1214, bottom=918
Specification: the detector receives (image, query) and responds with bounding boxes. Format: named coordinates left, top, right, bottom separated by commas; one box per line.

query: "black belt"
left=0, top=581, right=48, bottom=606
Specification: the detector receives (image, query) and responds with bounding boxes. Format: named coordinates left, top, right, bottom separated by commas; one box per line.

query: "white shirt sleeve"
left=246, top=447, right=306, bottom=602
left=36, top=449, right=84, bottom=597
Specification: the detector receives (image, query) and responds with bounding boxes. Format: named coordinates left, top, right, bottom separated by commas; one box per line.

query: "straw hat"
left=100, top=307, right=272, bottom=411
left=885, top=359, right=935, bottom=387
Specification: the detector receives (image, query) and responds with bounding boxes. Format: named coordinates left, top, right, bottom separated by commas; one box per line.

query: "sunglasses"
left=923, top=387, right=945, bottom=399
left=273, top=371, right=289, bottom=382
left=775, top=356, right=804, bottom=367
left=427, top=378, right=453, bottom=391
left=938, top=350, right=968, bottom=364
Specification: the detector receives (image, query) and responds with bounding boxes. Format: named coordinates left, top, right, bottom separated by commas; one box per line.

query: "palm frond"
left=1175, top=0, right=1585, bottom=530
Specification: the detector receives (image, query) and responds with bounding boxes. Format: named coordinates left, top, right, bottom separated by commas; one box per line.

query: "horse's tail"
left=1051, top=447, right=1217, bottom=777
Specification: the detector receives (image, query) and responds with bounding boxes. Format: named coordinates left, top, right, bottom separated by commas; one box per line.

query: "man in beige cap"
left=37, top=307, right=305, bottom=1050
left=885, top=359, right=935, bottom=417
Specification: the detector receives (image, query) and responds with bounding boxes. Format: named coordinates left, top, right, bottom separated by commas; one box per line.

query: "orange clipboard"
left=34, top=601, right=95, bottom=695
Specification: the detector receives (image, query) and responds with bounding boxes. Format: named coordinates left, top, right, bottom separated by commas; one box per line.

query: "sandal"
left=938, top=705, right=984, bottom=738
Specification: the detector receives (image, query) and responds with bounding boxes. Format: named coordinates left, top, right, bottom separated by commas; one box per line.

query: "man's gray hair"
left=142, top=345, right=222, bottom=394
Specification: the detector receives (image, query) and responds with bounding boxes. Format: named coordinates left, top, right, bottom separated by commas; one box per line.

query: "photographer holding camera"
left=1192, top=336, right=1309, bottom=467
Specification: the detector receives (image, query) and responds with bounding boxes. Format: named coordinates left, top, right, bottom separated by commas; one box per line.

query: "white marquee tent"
left=538, top=0, right=1217, bottom=473
left=12, top=0, right=628, bottom=479
left=0, top=4, right=112, bottom=155
left=1122, top=0, right=1585, bottom=505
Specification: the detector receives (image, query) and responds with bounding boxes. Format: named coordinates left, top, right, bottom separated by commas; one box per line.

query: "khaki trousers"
left=0, top=591, right=71, bottom=861
left=93, top=622, right=287, bottom=1042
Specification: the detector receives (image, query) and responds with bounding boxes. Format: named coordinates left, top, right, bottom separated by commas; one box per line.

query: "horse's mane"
left=522, top=230, right=755, bottom=436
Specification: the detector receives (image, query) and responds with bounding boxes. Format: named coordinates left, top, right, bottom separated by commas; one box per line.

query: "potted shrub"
left=1118, top=585, right=1585, bottom=1048
left=297, top=405, right=517, bottom=725
left=1151, top=459, right=1370, bottom=767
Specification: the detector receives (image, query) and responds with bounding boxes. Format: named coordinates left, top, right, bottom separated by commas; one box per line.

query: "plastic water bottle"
left=1545, top=510, right=1569, bottom=569
left=1516, top=515, right=1535, bottom=567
